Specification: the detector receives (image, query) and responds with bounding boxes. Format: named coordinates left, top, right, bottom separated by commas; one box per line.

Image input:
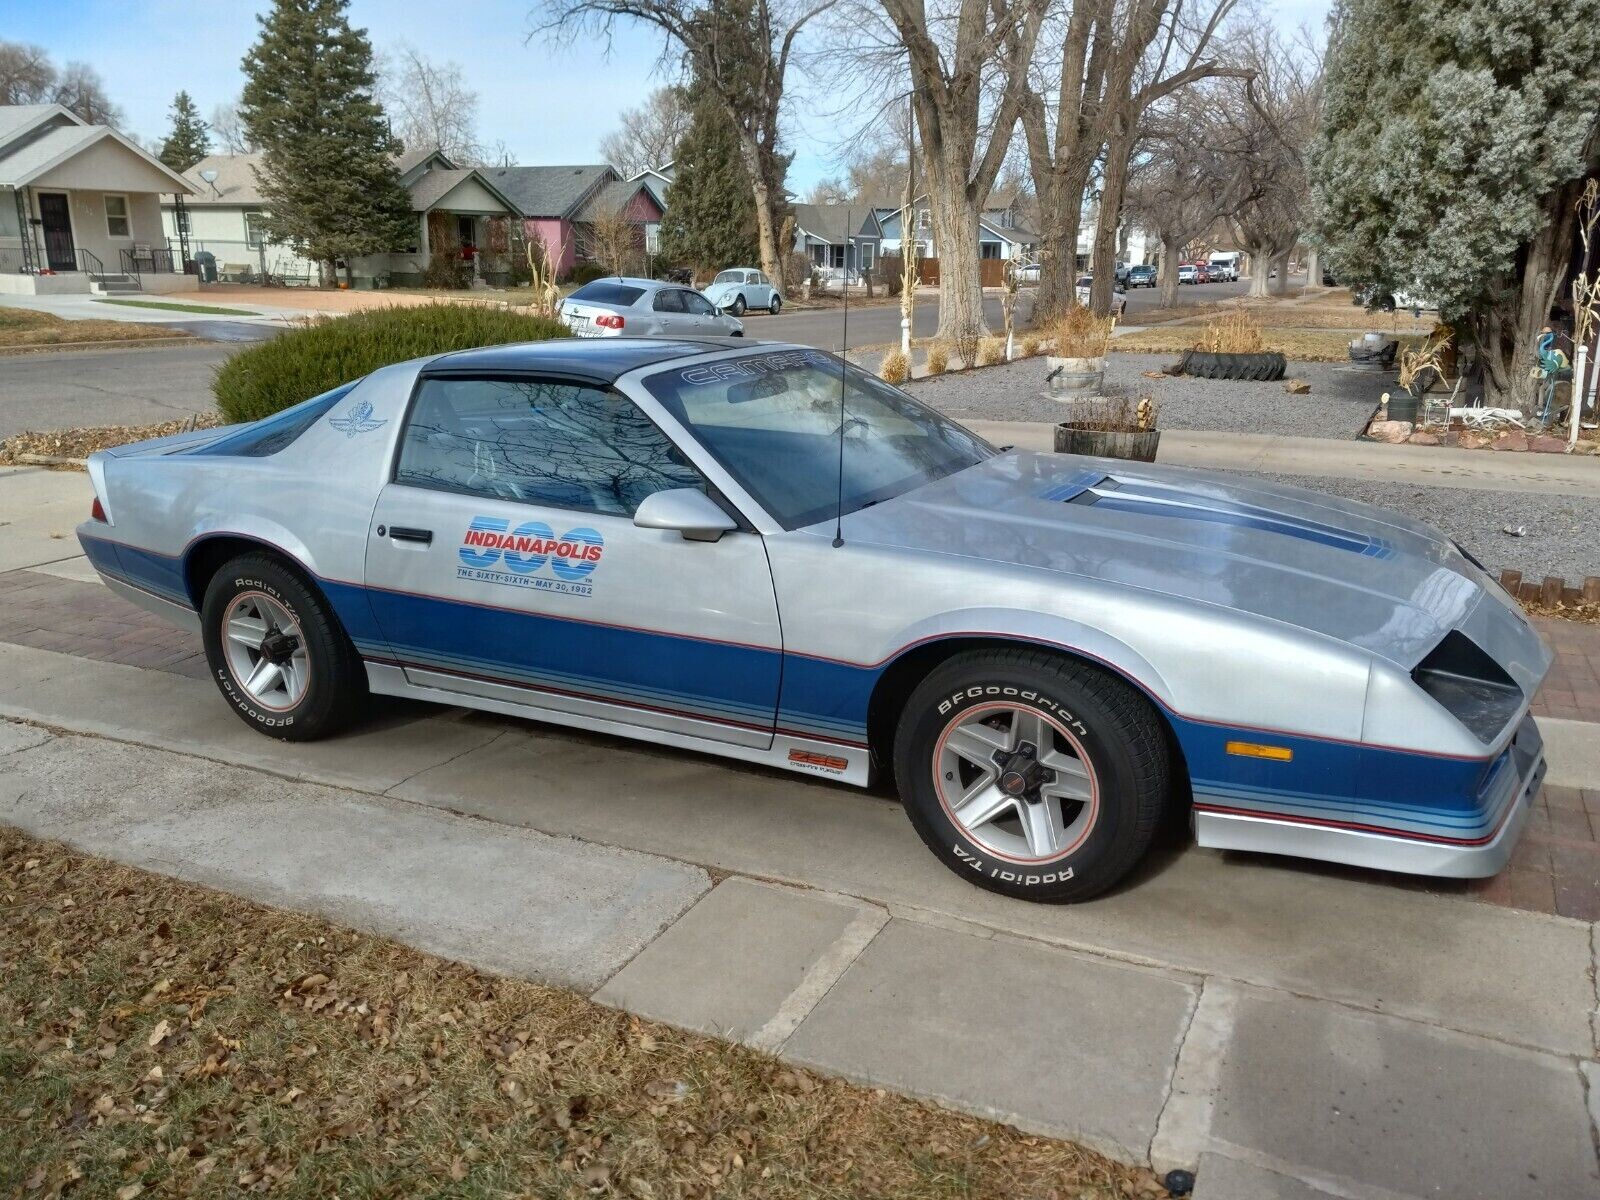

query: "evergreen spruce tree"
left=658, top=86, right=761, bottom=274
left=1310, top=0, right=1600, bottom=404
left=239, top=0, right=414, bottom=285
left=158, top=92, right=210, bottom=172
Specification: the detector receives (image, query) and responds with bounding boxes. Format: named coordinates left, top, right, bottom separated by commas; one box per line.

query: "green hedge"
left=212, top=303, right=570, bottom=423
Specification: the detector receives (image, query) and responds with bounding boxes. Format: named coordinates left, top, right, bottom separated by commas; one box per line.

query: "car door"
left=752, top=271, right=774, bottom=306
left=681, top=289, right=722, bottom=333
left=650, top=287, right=690, bottom=335
left=363, top=372, right=783, bottom=747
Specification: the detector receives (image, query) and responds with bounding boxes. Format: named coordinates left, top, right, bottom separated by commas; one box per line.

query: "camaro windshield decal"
left=328, top=399, right=386, bottom=438
left=457, top=516, right=604, bottom=597
left=673, top=348, right=835, bottom=387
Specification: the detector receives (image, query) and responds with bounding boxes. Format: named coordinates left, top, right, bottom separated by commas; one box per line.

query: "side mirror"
left=633, top=488, right=737, bottom=543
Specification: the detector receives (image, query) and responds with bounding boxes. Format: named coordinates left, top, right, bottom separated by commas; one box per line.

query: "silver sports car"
left=77, top=339, right=1551, bottom=902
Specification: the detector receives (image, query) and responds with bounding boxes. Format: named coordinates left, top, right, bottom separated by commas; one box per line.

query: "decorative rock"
left=1407, top=430, right=1440, bottom=445
left=1492, top=432, right=1529, bottom=452
left=1367, top=420, right=1413, bottom=443
left=1440, top=430, right=1460, bottom=446
left=1457, top=430, right=1495, bottom=450
left=1528, top=435, right=1569, bottom=453
left=1283, top=377, right=1311, bottom=394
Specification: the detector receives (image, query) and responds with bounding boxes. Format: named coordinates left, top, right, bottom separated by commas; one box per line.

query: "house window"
left=0, top=188, right=18, bottom=238
left=245, top=211, right=267, bottom=249
left=829, top=245, right=846, bottom=269
left=981, top=242, right=1001, bottom=260
left=859, top=243, right=874, bottom=269
left=104, top=194, right=130, bottom=238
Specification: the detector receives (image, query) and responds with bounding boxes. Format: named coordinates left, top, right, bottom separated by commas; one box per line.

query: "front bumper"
left=1195, top=715, right=1546, bottom=879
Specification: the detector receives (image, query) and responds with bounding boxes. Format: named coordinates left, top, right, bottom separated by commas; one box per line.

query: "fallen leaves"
left=1, top=827, right=1154, bottom=1200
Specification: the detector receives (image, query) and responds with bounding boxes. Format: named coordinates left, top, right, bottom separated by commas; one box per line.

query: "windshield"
left=643, top=348, right=992, bottom=529
left=713, top=271, right=742, bottom=284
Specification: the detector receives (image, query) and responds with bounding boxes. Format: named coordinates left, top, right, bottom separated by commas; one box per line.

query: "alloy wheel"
left=933, top=703, right=1098, bottom=862
left=221, top=591, right=311, bottom=711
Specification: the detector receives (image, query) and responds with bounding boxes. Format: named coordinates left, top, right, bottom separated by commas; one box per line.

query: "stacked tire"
left=1172, top=349, right=1287, bottom=381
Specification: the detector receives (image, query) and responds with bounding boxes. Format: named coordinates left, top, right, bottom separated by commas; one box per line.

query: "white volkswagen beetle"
left=703, top=268, right=782, bottom=316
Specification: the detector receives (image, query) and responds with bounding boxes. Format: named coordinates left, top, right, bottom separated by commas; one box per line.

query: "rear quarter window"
left=191, top=381, right=360, bottom=457
left=569, top=282, right=645, bottom=306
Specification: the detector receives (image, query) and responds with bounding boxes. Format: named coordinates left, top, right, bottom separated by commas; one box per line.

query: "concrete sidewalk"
left=1, top=708, right=1595, bottom=1198
left=966, top=419, right=1600, bottom=497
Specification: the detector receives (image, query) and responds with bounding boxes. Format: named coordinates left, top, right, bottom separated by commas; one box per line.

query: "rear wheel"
left=770, top=294, right=782, bottom=315
left=200, top=553, right=366, bottom=741
left=893, top=649, right=1169, bottom=902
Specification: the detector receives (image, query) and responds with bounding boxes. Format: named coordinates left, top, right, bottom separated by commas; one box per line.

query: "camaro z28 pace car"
left=77, top=339, right=1551, bottom=902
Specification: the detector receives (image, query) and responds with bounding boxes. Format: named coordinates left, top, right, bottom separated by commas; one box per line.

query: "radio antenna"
left=832, top=208, right=850, bottom=549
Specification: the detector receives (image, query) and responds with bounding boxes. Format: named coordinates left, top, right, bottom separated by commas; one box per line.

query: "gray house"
left=791, top=203, right=884, bottom=280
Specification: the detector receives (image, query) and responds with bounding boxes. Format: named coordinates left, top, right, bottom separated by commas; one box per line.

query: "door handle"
left=387, top=526, right=433, bottom=545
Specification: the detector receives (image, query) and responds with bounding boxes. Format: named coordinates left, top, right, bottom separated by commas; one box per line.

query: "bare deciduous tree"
left=210, top=99, right=256, bottom=153
left=541, top=0, right=833, bottom=287
left=0, top=41, right=123, bottom=126
left=381, top=42, right=485, bottom=163
left=599, top=86, right=691, bottom=175
left=579, top=205, right=646, bottom=275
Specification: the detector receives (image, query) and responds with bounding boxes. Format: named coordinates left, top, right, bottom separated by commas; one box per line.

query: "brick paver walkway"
left=3, top=565, right=1597, bottom=918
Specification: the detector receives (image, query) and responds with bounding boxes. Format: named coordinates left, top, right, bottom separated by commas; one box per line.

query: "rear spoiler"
left=95, top=426, right=231, bottom=458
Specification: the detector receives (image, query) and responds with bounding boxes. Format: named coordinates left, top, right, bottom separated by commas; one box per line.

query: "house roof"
left=180, top=153, right=268, bottom=205
left=791, top=203, right=883, bottom=244
left=481, top=164, right=616, bottom=219
left=0, top=103, right=194, bottom=193
left=574, top=178, right=660, bottom=223
left=406, top=165, right=520, bottom=215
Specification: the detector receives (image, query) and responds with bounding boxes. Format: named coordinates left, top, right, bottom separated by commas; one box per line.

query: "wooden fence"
left=916, top=258, right=1008, bottom=288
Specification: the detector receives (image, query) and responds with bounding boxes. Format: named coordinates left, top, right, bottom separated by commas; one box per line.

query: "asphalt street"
left=0, top=280, right=1252, bottom=437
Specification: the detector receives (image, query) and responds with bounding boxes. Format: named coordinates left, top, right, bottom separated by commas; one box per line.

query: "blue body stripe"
left=78, top=532, right=1510, bottom=837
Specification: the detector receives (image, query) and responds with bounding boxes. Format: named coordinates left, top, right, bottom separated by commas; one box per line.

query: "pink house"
left=481, top=164, right=665, bottom=275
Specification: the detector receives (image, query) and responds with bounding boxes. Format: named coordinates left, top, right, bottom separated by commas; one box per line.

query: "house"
left=573, top=177, right=665, bottom=265
left=483, top=164, right=662, bottom=276
left=629, top=162, right=675, bottom=252
left=162, top=148, right=522, bottom=286
left=0, top=103, right=198, bottom=295
left=875, top=195, right=1038, bottom=266
left=791, top=203, right=884, bottom=279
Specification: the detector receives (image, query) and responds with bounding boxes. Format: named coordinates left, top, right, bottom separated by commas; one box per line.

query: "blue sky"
left=2, top=0, right=1330, bottom=192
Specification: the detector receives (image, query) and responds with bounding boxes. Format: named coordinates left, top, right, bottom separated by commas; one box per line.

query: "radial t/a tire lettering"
left=893, top=648, right=1170, bottom=902
left=200, top=552, right=367, bottom=741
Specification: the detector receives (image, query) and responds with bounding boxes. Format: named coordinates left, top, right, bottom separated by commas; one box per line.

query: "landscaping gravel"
left=1223, top=471, right=1599, bottom=583
left=904, top=352, right=1386, bottom=439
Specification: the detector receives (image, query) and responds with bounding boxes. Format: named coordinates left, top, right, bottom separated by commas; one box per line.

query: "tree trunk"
left=1247, top=248, right=1272, bottom=298
left=1271, top=250, right=1291, bottom=295
left=1304, top=245, right=1322, bottom=292
left=1031, top=161, right=1092, bottom=317
left=931, top=188, right=987, bottom=339
left=1089, top=117, right=1134, bottom=314
left=1494, top=178, right=1587, bottom=410
left=747, top=167, right=783, bottom=292
left=1158, top=235, right=1183, bottom=308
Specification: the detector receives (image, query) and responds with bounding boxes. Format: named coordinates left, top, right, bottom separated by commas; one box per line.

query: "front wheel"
left=730, top=295, right=747, bottom=316
left=201, top=552, right=367, bottom=741
left=893, top=649, right=1169, bottom=902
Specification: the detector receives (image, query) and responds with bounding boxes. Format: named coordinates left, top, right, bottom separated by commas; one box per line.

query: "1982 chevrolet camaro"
left=77, top=339, right=1551, bottom=902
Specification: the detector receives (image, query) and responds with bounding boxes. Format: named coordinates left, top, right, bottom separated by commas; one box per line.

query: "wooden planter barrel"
left=1046, top=355, right=1107, bottom=397
left=1054, top=423, right=1161, bottom=462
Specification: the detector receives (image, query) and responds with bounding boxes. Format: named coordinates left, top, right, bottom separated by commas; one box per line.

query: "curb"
left=1501, top=570, right=1600, bottom=605
left=0, top=336, right=205, bottom=356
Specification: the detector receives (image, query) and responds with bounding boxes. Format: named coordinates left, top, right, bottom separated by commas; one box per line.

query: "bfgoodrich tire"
left=893, top=649, right=1169, bottom=902
left=201, top=553, right=367, bottom=741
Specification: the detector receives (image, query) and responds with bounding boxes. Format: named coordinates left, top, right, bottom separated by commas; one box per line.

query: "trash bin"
left=193, top=251, right=217, bottom=283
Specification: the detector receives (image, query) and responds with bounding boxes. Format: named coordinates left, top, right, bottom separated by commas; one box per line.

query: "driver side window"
left=683, top=291, right=716, bottom=316
left=395, top=376, right=704, bottom=516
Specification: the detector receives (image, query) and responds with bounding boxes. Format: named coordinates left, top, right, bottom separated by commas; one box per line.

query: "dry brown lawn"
left=0, top=415, right=227, bottom=467
left=0, top=829, right=1158, bottom=1200
left=0, top=309, right=190, bottom=350
left=1114, top=325, right=1426, bottom=363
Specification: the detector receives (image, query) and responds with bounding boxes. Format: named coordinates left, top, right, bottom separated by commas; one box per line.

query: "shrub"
left=1021, top=334, right=1043, bottom=357
left=879, top=349, right=909, bottom=384
left=567, top=262, right=610, bottom=285
left=213, top=303, right=570, bottom=423
left=977, top=337, right=1006, bottom=366
left=1196, top=310, right=1267, bottom=354
left=924, top=343, right=949, bottom=375
left=422, top=251, right=470, bottom=290
left=1049, top=306, right=1115, bottom=358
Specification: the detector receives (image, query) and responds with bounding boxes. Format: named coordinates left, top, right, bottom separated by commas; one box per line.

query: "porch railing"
left=119, top=246, right=178, bottom=281
left=75, top=248, right=108, bottom=282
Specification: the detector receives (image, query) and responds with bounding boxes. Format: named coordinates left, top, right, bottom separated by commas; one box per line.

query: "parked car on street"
left=1076, top=276, right=1128, bottom=316
left=77, top=339, right=1549, bottom=902
left=1126, top=264, right=1157, bottom=288
left=1207, top=253, right=1241, bottom=282
left=703, top=268, right=783, bottom=316
left=557, top=278, right=743, bottom=338
left=1114, top=262, right=1131, bottom=285
left=1178, top=263, right=1198, bottom=285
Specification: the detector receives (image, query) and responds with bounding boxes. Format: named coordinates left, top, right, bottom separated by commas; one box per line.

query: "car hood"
left=702, top=283, right=739, bottom=302
left=842, top=451, right=1544, bottom=683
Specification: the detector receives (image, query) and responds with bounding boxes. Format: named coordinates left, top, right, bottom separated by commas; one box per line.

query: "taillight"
left=595, top=313, right=625, bottom=329
left=90, top=496, right=107, bottom=522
